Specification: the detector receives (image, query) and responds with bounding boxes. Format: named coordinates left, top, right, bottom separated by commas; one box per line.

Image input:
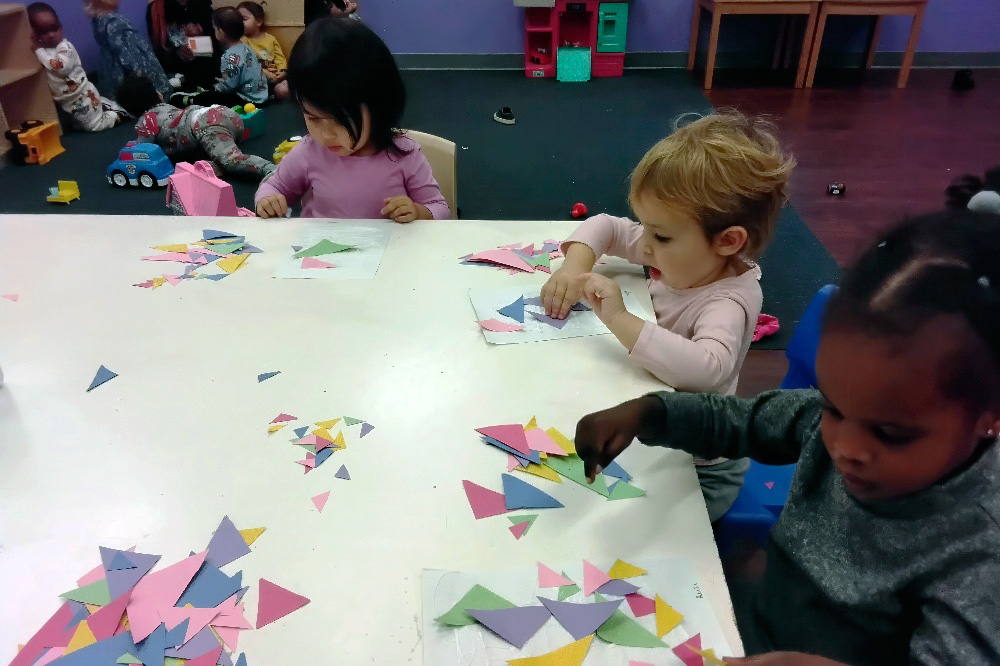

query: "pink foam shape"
left=582, top=560, right=611, bottom=596
left=478, top=318, right=524, bottom=333
left=764, top=481, right=775, bottom=489
left=524, top=428, right=566, bottom=456
left=462, top=480, right=508, bottom=519
left=752, top=314, right=780, bottom=342
left=537, top=562, right=574, bottom=588
left=301, top=257, right=336, bottom=269
left=312, top=491, right=330, bottom=512
left=467, top=249, right=533, bottom=272
left=625, top=593, right=655, bottom=617
left=673, top=633, right=703, bottom=666
left=476, top=424, right=531, bottom=455
left=509, top=521, right=530, bottom=540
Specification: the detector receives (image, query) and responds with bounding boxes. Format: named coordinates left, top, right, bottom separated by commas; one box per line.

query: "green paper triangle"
left=506, top=513, right=539, bottom=532
left=544, top=455, right=610, bottom=497
left=596, top=610, right=667, bottom=648
left=608, top=480, right=646, bottom=501
left=593, top=592, right=607, bottom=602
left=343, top=416, right=363, bottom=426
left=207, top=241, right=245, bottom=255
left=61, top=578, right=111, bottom=606
left=435, top=584, right=515, bottom=626
left=117, top=653, right=142, bottom=664
left=293, top=240, right=353, bottom=258
left=557, top=574, right=581, bottom=601
left=297, top=444, right=318, bottom=454
left=530, top=252, right=551, bottom=269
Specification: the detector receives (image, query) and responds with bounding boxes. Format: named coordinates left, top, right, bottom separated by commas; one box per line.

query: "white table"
left=0, top=215, right=741, bottom=664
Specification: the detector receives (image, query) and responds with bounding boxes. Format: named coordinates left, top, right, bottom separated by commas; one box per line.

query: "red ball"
left=571, top=202, right=588, bottom=218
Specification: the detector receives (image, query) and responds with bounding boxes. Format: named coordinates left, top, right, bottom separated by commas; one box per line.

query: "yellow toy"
left=273, top=136, right=302, bottom=164
left=7, top=120, right=64, bottom=165
left=46, top=180, right=80, bottom=204
left=243, top=103, right=256, bottom=113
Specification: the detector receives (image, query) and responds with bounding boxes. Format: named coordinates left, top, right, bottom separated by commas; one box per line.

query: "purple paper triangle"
left=538, top=596, right=622, bottom=640
left=107, top=551, right=136, bottom=570
left=164, top=627, right=219, bottom=658
left=466, top=605, right=552, bottom=649
left=205, top=516, right=251, bottom=568
left=100, top=547, right=161, bottom=599
left=522, top=296, right=544, bottom=307
left=596, top=578, right=640, bottom=596
left=359, top=422, right=374, bottom=438
left=530, top=311, right=570, bottom=329
left=335, top=464, right=350, bottom=480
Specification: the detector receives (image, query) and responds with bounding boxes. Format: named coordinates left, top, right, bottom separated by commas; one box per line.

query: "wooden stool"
left=805, top=0, right=927, bottom=88
left=687, top=0, right=822, bottom=89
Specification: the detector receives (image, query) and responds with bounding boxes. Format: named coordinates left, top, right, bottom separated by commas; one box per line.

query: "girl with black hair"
left=255, top=18, right=448, bottom=222
left=184, top=6, right=268, bottom=108
left=572, top=210, right=1000, bottom=665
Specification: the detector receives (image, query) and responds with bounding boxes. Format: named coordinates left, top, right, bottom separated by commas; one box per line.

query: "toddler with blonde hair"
left=542, top=110, right=795, bottom=520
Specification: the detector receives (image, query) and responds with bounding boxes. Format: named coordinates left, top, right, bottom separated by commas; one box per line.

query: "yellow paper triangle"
left=310, top=427, right=333, bottom=440
left=655, top=594, right=684, bottom=637
left=514, top=462, right=562, bottom=483
left=608, top=559, right=647, bottom=579
left=151, top=277, right=167, bottom=289
left=164, top=659, right=187, bottom=666
left=17, top=645, right=23, bottom=652
left=239, top=527, right=266, bottom=546
left=316, top=419, right=341, bottom=429
left=506, top=634, right=593, bottom=665
left=691, top=648, right=728, bottom=665
left=539, top=452, right=548, bottom=460
left=203, top=237, right=236, bottom=245
left=153, top=244, right=188, bottom=253
left=64, top=621, right=97, bottom=654
left=331, top=431, right=346, bottom=449
left=215, top=253, right=248, bottom=274
left=268, top=423, right=286, bottom=433
left=84, top=604, right=102, bottom=613
left=545, top=427, right=576, bottom=455
left=524, top=416, right=539, bottom=431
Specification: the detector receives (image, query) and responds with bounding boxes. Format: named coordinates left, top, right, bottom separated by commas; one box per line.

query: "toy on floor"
left=107, top=141, right=174, bottom=188
left=233, top=102, right=265, bottom=140
left=4, top=120, right=64, bottom=165
left=752, top=314, right=780, bottom=342
left=166, top=160, right=254, bottom=216
left=571, top=202, right=588, bottom=218
left=494, top=107, right=515, bottom=125
left=273, top=135, right=303, bottom=163
left=827, top=182, right=846, bottom=195
left=46, top=180, right=80, bottom=204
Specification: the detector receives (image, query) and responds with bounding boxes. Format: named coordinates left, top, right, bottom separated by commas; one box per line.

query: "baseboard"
left=395, top=51, right=1000, bottom=71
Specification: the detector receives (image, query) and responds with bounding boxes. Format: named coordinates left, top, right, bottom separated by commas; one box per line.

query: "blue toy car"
left=106, top=141, right=174, bottom=188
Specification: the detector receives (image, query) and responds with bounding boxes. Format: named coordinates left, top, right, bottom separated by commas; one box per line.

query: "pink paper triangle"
left=127, top=550, right=207, bottom=641
left=475, top=424, right=530, bottom=455
left=160, top=605, right=221, bottom=642
left=468, top=249, right=533, bottom=272
left=537, top=562, right=574, bottom=588
left=301, top=257, right=336, bottom=269
left=630, top=661, right=654, bottom=666
left=87, top=592, right=130, bottom=640
left=8, top=603, right=76, bottom=666
left=507, top=454, right=523, bottom=472
left=312, top=491, right=330, bottom=512
left=625, top=592, right=655, bottom=617
left=509, top=522, right=530, bottom=539
left=764, top=481, right=775, bottom=489
left=2, top=293, right=19, bottom=301
left=582, top=560, right=611, bottom=596
left=524, top=428, right=566, bottom=456
left=163, top=275, right=181, bottom=286
left=673, top=633, right=703, bottom=666
left=271, top=413, right=297, bottom=423
left=256, top=579, right=310, bottom=629
left=462, top=480, right=508, bottom=519
left=214, top=625, right=240, bottom=650
left=186, top=646, right=224, bottom=666
left=314, top=436, right=334, bottom=451
left=477, top=318, right=525, bottom=333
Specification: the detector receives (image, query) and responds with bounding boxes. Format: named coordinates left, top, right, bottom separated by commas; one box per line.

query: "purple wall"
left=42, top=0, right=1000, bottom=72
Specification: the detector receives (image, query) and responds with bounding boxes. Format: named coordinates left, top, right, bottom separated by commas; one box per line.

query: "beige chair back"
left=405, top=130, right=457, bottom=219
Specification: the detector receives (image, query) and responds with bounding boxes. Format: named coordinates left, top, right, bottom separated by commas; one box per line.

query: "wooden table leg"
left=804, top=7, right=828, bottom=88
left=704, top=7, right=723, bottom=89
left=864, top=15, right=884, bottom=69
left=795, top=5, right=819, bottom=88
left=688, top=1, right=704, bottom=71
left=898, top=5, right=925, bottom=88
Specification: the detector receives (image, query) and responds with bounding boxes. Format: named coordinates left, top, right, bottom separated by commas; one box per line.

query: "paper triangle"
left=203, top=229, right=236, bottom=240
left=476, top=424, right=531, bottom=455
left=1, top=293, right=18, bottom=301
left=507, top=454, right=523, bottom=472
left=466, top=605, right=551, bottom=649
left=271, top=413, right=297, bottom=423
left=185, top=647, right=224, bottom=666
left=206, top=516, right=252, bottom=568
left=557, top=579, right=581, bottom=601
left=467, top=249, right=533, bottom=272
left=501, top=473, right=563, bottom=510
left=624, top=592, right=655, bottom=617
left=506, top=514, right=538, bottom=532
left=506, top=635, right=593, bottom=666
left=359, top=422, right=375, bottom=438
left=673, top=634, right=703, bottom=666
left=214, top=625, right=240, bottom=650
left=267, top=423, right=286, bottom=433
left=87, top=365, right=118, bottom=392
left=292, top=426, right=309, bottom=438
left=101, top=548, right=161, bottom=600
left=538, top=596, right=622, bottom=641
left=135, top=623, right=166, bottom=666
left=691, top=647, right=728, bottom=666
left=764, top=481, right=775, bottom=489
left=257, top=371, right=280, bottom=382
left=334, top=464, right=350, bottom=480
left=234, top=654, right=248, bottom=666
left=544, top=427, right=576, bottom=455
left=462, top=480, right=508, bottom=519
left=301, top=257, right=336, bottom=269
left=601, top=460, right=632, bottom=482
left=256, top=579, right=310, bottom=629
left=216, top=254, right=248, bottom=274
left=596, top=579, right=639, bottom=596
left=544, top=455, right=609, bottom=497
left=482, top=435, right=538, bottom=463
left=107, top=552, right=136, bottom=571
left=497, top=295, right=526, bottom=323
left=630, top=662, right=654, bottom=666
left=87, top=593, right=130, bottom=640
left=524, top=428, right=567, bottom=456
left=509, top=522, right=530, bottom=540
left=128, top=550, right=207, bottom=641
left=537, top=563, right=574, bottom=588
left=312, top=491, right=330, bottom=512
left=293, top=239, right=353, bottom=258
left=515, top=462, right=563, bottom=484
left=435, top=584, right=515, bottom=626
left=608, top=480, right=646, bottom=501
left=655, top=594, right=684, bottom=637
left=608, top=559, right=647, bottom=580
left=596, top=609, right=667, bottom=648
left=315, top=419, right=341, bottom=429
left=63, top=621, right=97, bottom=655
left=478, top=318, right=525, bottom=333
left=582, top=560, right=611, bottom=596
left=116, top=653, right=142, bottom=664
left=344, top=415, right=365, bottom=426
left=239, top=527, right=266, bottom=546
left=61, top=579, right=112, bottom=606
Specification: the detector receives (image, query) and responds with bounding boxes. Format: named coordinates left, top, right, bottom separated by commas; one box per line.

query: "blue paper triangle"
left=164, top=619, right=189, bottom=648
left=335, top=464, right=350, bottom=480
left=501, top=473, right=564, bottom=510
left=204, top=274, right=228, bottom=281
left=257, top=371, right=280, bottom=382
left=136, top=624, right=166, bottom=666
left=87, top=365, right=118, bottom=392
left=107, top=551, right=136, bottom=571
left=315, top=447, right=334, bottom=466
left=235, top=654, right=248, bottom=666
left=293, top=426, right=308, bottom=438
left=481, top=436, right=539, bottom=464
left=601, top=460, right=632, bottom=483
left=497, top=295, right=525, bottom=323
left=50, top=632, right=136, bottom=666
left=203, top=229, right=236, bottom=240
left=176, top=564, right=242, bottom=608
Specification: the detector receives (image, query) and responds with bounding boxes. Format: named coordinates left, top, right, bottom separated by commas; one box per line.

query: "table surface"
left=0, top=214, right=741, bottom=664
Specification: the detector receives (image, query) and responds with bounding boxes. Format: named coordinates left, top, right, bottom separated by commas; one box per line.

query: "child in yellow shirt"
left=238, top=1, right=288, bottom=100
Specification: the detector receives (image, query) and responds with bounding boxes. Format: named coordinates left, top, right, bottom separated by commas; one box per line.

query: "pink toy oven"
left=165, top=161, right=255, bottom=217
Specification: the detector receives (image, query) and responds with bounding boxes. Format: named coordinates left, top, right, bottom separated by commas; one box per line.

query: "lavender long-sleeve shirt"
left=255, top=134, right=450, bottom=220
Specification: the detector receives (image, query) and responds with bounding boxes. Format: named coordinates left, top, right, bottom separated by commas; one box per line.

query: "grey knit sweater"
left=643, top=389, right=1000, bottom=666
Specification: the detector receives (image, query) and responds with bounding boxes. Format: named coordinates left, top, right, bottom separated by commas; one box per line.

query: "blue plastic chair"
left=716, top=285, right=838, bottom=549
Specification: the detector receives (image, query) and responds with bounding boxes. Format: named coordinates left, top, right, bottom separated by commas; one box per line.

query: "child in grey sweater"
left=574, top=210, right=1000, bottom=666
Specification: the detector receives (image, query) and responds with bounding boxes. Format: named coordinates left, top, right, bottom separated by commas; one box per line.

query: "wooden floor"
left=707, top=68, right=1000, bottom=397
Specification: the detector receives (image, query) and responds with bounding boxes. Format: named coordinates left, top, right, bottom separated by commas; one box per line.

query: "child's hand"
left=580, top=273, right=626, bottom=323
left=541, top=268, right=586, bottom=319
left=183, top=22, right=202, bottom=37
left=256, top=194, right=287, bottom=218
left=382, top=196, right=426, bottom=223
left=262, top=69, right=278, bottom=81
left=177, top=44, right=195, bottom=62
left=575, top=396, right=665, bottom=482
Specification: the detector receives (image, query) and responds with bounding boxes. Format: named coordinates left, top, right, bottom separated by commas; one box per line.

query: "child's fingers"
left=381, top=197, right=404, bottom=216
left=545, top=283, right=566, bottom=317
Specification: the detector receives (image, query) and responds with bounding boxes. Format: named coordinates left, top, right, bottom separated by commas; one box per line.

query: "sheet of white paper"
left=422, top=557, right=733, bottom=665
left=469, top=285, right=647, bottom=345
left=274, top=221, right=391, bottom=280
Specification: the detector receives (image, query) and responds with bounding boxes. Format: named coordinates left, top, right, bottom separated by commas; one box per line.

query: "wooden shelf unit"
left=0, top=3, right=59, bottom=158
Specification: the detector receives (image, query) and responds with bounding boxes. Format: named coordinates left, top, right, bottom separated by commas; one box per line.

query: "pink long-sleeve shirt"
left=564, top=214, right=763, bottom=396
left=255, top=134, right=450, bottom=220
